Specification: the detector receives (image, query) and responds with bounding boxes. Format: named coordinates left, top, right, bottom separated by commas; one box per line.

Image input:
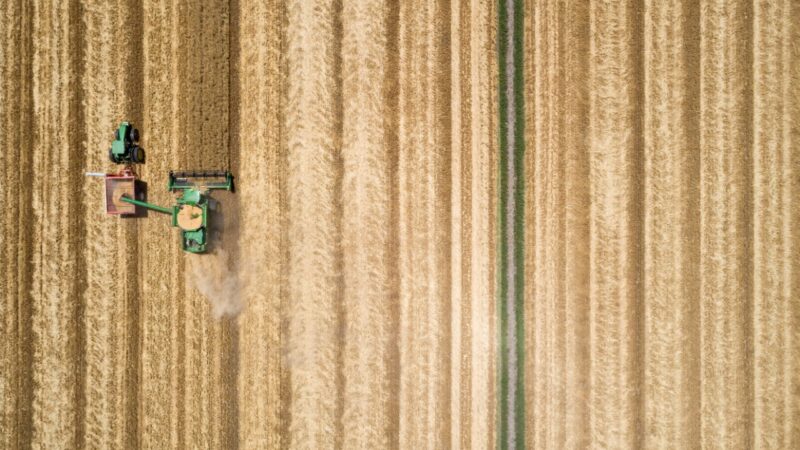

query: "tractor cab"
left=109, top=122, right=143, bottom=164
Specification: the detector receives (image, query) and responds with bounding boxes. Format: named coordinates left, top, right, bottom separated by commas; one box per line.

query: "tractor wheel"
left=128, top=126, right=139, bottom=142
left=131, top=146, right=144, bottom=163
left=108, top=148, right=116, bottom=163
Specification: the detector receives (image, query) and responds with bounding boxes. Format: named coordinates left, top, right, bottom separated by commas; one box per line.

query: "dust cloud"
left=187, top=248, right=246, bottom=319
left=185, top=194, right=246, bottom=319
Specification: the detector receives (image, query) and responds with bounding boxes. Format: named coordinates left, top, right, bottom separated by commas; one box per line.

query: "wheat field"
left=1, top=0, right=798, bottom=449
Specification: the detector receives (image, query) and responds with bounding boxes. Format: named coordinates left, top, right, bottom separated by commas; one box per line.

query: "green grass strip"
left=498, top=0, right=525, bottom=448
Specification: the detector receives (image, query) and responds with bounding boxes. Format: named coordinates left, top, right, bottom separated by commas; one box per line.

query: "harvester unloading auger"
left=87, top=122, right=234, bottom=254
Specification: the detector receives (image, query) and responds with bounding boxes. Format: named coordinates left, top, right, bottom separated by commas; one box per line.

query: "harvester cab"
left=87, top=122, right=234, bottom=254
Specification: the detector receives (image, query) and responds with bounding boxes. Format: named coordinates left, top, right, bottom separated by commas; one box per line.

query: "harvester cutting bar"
left=171, top=170, right=229, bottom=178
left=168, top=170, right=233, bottom=191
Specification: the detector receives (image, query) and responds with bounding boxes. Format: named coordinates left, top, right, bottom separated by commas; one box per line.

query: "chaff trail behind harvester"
left=86, top=121, right=234, bottom=254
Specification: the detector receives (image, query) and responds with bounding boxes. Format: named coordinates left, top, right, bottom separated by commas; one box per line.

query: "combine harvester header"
left=86, top=121, right=234, bottom=254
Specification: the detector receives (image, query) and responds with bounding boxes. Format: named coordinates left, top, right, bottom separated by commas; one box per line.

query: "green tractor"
left=109, top=121, right=144, bottom=164
left=119, top=171, right=233, bottom=253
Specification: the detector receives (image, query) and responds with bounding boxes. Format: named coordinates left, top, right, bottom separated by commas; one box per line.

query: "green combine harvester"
left=120, top=171, right=233, bottom=253
left=87, top=121, right=234, bottom=254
